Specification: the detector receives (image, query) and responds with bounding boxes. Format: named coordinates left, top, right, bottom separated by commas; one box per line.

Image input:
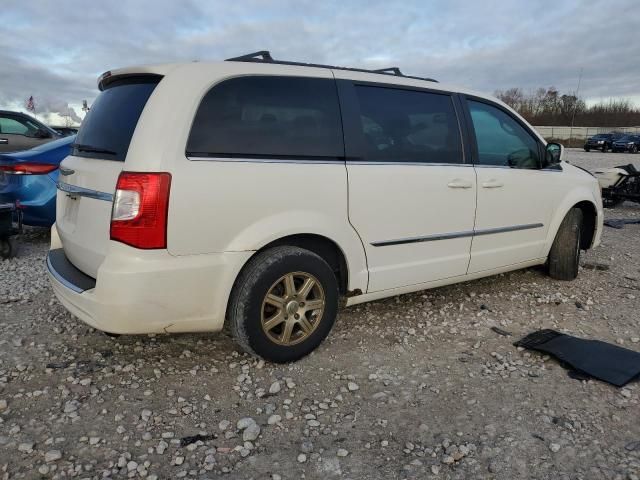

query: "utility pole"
left=569, top=68, right=583, bottom=146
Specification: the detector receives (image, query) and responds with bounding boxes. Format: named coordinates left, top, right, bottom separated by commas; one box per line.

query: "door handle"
left=0, top=139, right=8, bottom=145
left=482, top=180, right=504, bottom=188
left=447, top=179, right=473, bottom=189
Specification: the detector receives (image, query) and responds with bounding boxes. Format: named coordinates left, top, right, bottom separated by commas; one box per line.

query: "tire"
left=602, top=145, right=608, bottom=153
left=228, top=246, right=339, bottom=363
left=631, top=145, right=638, bottom=154
left=0, top=238, right=17, bottom=259
left=584, top=147, right=590, bottom=152
left=548, top=208, right=583, bottom=281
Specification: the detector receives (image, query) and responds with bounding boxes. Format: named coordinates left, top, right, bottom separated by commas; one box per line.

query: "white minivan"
left=48, top=51, right=603, bottom=362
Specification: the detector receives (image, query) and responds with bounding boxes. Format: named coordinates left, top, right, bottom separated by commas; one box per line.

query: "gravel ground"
left=0, top=149, right=639, bottom=480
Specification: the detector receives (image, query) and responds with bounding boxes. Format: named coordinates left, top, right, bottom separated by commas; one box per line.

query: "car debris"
left=604, top=218, right=640, bottom=229
left=179, top=433, right=217, bottom=447
left=515, top=329, right=640, bottom=387
left=490, top=326, right=512, bottom=337
left=593, top=164, right=640, bottom=207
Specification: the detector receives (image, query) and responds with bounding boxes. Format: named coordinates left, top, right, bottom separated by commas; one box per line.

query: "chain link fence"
left=534, top=125, right=640, bottom=141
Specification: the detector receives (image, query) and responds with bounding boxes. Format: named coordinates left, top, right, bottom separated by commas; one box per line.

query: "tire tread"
left=548, top=208, right=583, bottom=280
left=227, top=246, right=336, bottom=361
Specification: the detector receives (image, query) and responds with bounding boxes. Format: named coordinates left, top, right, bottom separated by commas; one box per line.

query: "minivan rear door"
left=56, top=76, right=161, bottom=277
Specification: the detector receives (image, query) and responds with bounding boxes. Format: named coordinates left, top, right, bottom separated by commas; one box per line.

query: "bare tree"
left=495, top=87, right=640, bottom=127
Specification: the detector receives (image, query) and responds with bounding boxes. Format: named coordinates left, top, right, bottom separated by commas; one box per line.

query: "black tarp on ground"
left=604, top=218, right=640, bottom=229
left=515, top=329, right=640, bottom=387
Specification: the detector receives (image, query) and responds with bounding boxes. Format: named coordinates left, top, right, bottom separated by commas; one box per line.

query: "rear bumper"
left=47, top=224, right=252, bottom=334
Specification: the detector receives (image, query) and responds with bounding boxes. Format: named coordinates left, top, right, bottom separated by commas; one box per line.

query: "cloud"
left=36, top=99, right=82, bottom=124
left=0, top=0, right=638, bottom=124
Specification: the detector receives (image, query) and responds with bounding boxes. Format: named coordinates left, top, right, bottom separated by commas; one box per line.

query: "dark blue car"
left=0, top=135, right=75, bottom=227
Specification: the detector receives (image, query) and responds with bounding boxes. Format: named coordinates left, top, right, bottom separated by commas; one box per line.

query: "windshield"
left=73, top=76, right=161, bottom=161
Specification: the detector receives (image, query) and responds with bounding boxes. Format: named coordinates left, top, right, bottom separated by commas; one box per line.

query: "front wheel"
left=547, top=208, right=583, bottom=280
left=631, top=145, right=638, bottom=154
left=228, top=246, right=339, bottom=363
left=584, top=147, right=590, bottom=152
left=602, top=145, right=608, bottom=152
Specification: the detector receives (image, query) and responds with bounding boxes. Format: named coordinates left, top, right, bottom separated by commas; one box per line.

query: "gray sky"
left=1, top=0, right=639, bottom=124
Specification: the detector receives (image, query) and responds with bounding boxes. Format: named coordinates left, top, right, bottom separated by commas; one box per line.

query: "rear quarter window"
left=186, top=76, right=344, bottom=159
left=73, top=76, right=160, bottom=161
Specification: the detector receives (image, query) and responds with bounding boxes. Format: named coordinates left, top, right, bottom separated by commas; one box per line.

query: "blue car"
left=0, top=135, right=75, bottom=227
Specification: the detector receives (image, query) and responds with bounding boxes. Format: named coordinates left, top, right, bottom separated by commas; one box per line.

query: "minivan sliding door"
left=337, top=76, right=477, bottom=292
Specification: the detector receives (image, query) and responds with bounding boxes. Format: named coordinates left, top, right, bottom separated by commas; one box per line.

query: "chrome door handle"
left=447, top=180, right=473, bottom=189
left=482, top=180, right=504, bottom=188
left=0, top=139, right=8, bottom=145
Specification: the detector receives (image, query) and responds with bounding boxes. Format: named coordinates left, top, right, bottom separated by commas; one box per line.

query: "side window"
left=354, top=86, right=462, bottom=164
left=186, top=76, right=344, bottom=158
left=468, top=100, right=541, bottom=169
left=0, top=117, right=34, bottom=136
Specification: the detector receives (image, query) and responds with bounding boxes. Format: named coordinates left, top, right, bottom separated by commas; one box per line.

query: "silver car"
left=0, top=110, right=60, bottom=152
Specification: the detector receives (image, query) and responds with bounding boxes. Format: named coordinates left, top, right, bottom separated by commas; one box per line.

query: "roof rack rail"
left=226, top=50, right=274, bottom=62
left=372, top=67, right=403, bottom=76
left=224, top=50, right=438, bottom=83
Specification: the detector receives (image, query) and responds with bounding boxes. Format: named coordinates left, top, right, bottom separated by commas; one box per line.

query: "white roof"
left=102, top=61, right=486, bottom=98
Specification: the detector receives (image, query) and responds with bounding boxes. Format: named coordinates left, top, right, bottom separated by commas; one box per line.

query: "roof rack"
left=225, top=50, right=438, bottom=83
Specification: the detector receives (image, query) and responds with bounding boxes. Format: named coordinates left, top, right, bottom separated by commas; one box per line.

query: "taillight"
left=110, top=172, right=171, bottom=249
left=0, top=163, right=58, bottom=175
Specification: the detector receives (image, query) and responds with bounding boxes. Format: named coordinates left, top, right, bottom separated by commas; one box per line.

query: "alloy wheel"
left=260, top=271, right=326, bottom=346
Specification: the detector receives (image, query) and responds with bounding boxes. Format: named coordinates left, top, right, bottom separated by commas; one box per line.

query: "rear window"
left=186, top=76, right=344, bottom=159
left=73, top=76, right=160, bottom=161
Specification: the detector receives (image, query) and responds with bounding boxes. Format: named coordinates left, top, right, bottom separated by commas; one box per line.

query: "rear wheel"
left=548, top=208, right=583, bottom=280
left=228, top=246, right=339, bottom=363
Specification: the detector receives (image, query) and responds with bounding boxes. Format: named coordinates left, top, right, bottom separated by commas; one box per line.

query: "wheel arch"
left=573, top=200, right=597, bottom=249
left=231, top=232, right=368, bottom=298
left=545, top=196, right=599, bottom=256
left=261, top=234, right=351, bottom=295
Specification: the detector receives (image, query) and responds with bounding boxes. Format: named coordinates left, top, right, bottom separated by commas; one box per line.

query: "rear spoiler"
left=98, top=72, right=163, bottom=91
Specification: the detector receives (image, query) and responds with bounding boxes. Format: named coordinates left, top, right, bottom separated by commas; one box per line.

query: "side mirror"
left=34, top=128, right=51, bottom=139
left=545, top=142, right=564, bottom=166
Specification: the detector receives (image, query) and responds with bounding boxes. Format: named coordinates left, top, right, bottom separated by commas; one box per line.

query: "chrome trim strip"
left=46, top=254, right=84, bottom=293
left=371, top=223, right=544, bottom=247
left=188, top=156, right=343, bottom=165
left=473, top=223, right=544, bottom=236
left=57, top=181, right=114, bottom=202
left=188, top=157, right=473, bottom=167
left=473, top=164, right=563, bottom=172
left=346, top=161, right=472, bottom=167
left=371, top=230, right=474, bottom=247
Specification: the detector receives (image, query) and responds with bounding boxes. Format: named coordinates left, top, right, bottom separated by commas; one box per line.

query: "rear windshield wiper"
left=72, top=143, right=117, bottom=155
